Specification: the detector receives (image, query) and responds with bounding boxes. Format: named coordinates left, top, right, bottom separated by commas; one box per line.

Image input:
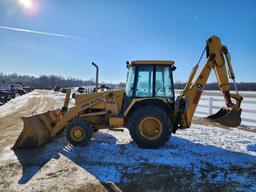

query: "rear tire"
left=66, top=119, right=93, bottom=146
left=128, top=105, right=172, bottom=149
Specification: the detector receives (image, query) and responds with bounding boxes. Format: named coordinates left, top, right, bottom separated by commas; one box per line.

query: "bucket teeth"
left=207, top=107, right=242, bottom=127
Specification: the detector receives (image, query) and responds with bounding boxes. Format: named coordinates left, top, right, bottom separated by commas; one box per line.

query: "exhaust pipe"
left=92, top=62, right=99, bottom=92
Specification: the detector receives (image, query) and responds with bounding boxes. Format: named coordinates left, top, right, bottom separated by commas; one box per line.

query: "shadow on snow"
left=13, top=131, right=256, bottom=191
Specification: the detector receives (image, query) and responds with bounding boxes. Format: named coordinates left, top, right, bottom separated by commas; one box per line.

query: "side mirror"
left=171, top=66, right=177, bottom=71
left=126, top=61, right=130, bottom=68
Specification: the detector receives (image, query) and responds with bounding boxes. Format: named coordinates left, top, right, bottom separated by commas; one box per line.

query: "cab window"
left=135, top=66, right=153, bottom=97
left=125, top=66, right=136, bottom=97
left=155, top=66, right=173, bottom=97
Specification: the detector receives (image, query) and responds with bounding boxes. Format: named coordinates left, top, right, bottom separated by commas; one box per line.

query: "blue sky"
left=0, top=0, right=255, bottom=83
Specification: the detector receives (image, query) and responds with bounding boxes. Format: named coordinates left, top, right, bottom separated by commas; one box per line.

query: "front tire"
left=66, top=119, right=93, bottom=146
left=128, top=105, right=172, bottom=149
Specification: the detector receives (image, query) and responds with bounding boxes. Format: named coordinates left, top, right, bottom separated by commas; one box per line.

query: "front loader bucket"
left=13, top=110, right=63, bottom=149
left=207, top=107, right=242, bottom=127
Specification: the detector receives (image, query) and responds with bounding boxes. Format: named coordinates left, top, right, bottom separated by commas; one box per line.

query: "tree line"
left=174, top=82, right=256, bottom=91
left=1, top=73, right=256, bottom=91
left=0, top=73, right=94, bottom=89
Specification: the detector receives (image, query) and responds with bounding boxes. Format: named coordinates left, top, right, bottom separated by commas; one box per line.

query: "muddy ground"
left=0, top=90, right=255, bottom=192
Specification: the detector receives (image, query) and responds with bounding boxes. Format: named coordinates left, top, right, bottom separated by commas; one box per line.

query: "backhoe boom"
left=176, top=36, right=243, bottom=128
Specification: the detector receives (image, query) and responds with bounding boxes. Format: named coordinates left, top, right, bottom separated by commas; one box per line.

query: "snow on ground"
left=61, top=126, right=256, bottom=182
left=1, top=125, right=255, bottom=191
left=0, top=90, right=256, bottom=191
left=0, top=90, right=67, bottom=118
left=75, top=126, right=256, bottom=180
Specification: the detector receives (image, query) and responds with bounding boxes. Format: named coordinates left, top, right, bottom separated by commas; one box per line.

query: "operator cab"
left=125, top=60, right=176, bottom=100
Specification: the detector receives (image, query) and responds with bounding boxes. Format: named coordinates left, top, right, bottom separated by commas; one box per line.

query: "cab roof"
left=131, top=60, right=175, bottom=65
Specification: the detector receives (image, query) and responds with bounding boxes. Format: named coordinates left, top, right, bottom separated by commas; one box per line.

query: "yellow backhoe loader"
left=13, top=35, right=243, bottom=149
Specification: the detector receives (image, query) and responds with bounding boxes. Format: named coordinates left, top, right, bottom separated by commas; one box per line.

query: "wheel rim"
left=71, top=126, right=85, bottom=142
left=139, top=117, right=163, bottom=140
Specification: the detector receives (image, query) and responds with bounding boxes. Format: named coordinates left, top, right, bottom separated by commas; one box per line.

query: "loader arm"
left=13, top=91, right=112, bottom=148
left=50, top=92, right=111, bottom=137
left=176, top=36, right=243, bottom=129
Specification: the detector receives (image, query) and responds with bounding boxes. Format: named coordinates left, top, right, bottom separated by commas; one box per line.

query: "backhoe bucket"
left=13, top=110, right=63, bottom=149
left=207, top=107, right=242, bottom=127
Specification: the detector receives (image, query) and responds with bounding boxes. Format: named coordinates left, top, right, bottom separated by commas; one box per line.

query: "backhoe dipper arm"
left=176, top=36, right=243, bottom=129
